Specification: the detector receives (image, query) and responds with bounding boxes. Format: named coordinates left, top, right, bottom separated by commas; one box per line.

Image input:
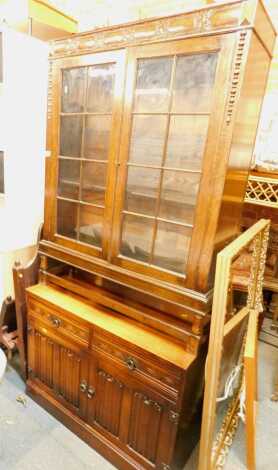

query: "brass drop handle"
left=51, top=317, right=61, bottom=328
left=80, top=380, right=87, bottom=393
left=125, top=357, right=137, bottom=371
left=87, top=386, right=95, bottom=399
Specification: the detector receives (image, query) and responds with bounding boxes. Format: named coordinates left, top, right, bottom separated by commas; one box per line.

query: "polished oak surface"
left=27, top=283, right=195, bottom=369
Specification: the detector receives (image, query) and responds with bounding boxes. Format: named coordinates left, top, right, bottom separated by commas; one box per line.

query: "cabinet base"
left=26, top=380, right=145, bottom=470
left=26, top=380, right=194, bottom=470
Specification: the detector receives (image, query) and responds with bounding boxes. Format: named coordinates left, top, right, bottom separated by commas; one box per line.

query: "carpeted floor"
left=0, top=338, right=277, bottom=470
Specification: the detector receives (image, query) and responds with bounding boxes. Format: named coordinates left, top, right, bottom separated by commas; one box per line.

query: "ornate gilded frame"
left=198, top=219, right=270, bottom=470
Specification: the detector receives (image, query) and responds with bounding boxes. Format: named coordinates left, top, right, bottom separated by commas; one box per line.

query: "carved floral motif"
left=49, top=3, right=246, bottom=59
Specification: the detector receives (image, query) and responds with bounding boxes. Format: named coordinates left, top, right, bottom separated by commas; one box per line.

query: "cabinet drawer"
left=92, top=333, right=183, bottom=393
left=28, top=299, right=90, bottom=346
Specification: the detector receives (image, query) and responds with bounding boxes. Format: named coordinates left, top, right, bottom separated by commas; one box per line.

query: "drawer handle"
left=87, top=386, right=95, bottom=399
left=125, top=357, right=137, bottom=371
left=49, top=316, right=61, bottom=328
left=80, top=380, right=87, bottom=393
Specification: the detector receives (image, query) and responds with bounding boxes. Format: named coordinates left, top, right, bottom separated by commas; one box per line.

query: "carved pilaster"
left=46, top=60, right=53, bottom=151
left=226, top=30, right=248, bottom=125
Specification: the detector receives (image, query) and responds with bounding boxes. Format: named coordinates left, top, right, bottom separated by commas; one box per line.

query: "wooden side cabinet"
left=26, top=284, right=188, bottom=469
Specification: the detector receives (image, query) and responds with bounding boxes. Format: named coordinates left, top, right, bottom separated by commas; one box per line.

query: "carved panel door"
left=87, top=354, right=178, bottom=468
left=126, top=385, right=178, bottom=469
left=28, top=318, right=88, bottom=419
left=87, top=355, right=126, bottom=439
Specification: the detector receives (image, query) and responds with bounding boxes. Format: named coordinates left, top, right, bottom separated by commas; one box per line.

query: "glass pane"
left=84, top=115, right=111, bottom=160
left=57, top=199, right=78, bottom=240
left=58, top=159, right=80, bottom=200
left=172, top=53, right=218, bottom=113
left=134, top=57, right=172, bottom=113
left=165, top=115, right=209, bottom=171
left=87, top=63, right=115, bottom=113
left=60, top=116, right=82, bottom=157
left=125, top=167, right=160, bottom=216
left=159, top=171, right=201, bottom=224
left=81, top=162, right=107, bottom=206
left=61, top=67, right=86, bottom=113
left=120, top=214, right=154, bottom=263
left=153, top=222, right=192, bottom=274
left=79, top=205, right=103, bottom=248
left=129, top=115, right=167, bottom=165
left=0, top=151, right=4, bottom=194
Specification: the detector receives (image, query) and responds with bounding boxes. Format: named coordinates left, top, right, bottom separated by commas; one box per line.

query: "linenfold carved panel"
left=128, top=391, right=163, bottom=463
left=33, top=330, right=82, bottom=409
left=95, top=369, right=124, bottom=436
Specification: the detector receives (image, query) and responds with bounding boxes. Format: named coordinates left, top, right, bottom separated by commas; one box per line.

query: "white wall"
left=0, top=27, right=48, bottom=303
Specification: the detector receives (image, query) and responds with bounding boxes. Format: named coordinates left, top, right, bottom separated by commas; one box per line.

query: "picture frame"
left=198, top=219, right=270, bottom=470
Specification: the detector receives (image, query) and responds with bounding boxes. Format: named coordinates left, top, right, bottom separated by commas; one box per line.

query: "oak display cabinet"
left=26, top=1, right=276, bottom=469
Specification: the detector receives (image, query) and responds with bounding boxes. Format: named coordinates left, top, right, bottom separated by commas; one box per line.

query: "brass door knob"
left=80, top=380, right=87, bottom=393
left=51, top=317, right=61, bottom=328
left=87, top=386, right=96, bottom=399
left=125, top=357, right=137, bottom=370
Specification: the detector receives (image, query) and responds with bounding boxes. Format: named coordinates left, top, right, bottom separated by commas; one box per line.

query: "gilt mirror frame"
left=198, top=218, right=270, bottom=470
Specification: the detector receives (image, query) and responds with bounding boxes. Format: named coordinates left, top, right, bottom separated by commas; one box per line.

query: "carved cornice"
left=49, top=1, right=251, bottom=59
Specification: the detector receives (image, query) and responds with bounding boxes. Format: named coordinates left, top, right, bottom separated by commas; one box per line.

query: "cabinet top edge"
left=48, top=0, right=274, bottom=60
left=26, top=283, right=196, bottom=369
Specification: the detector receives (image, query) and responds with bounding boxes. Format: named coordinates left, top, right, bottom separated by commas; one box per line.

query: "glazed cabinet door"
left=111, top=34, right=236, bottom=287
left=87, top=354, right=178, bottom=469
left=27, top=318, right=88, bottom=419
left=46, top=49, right=126, bottom=260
